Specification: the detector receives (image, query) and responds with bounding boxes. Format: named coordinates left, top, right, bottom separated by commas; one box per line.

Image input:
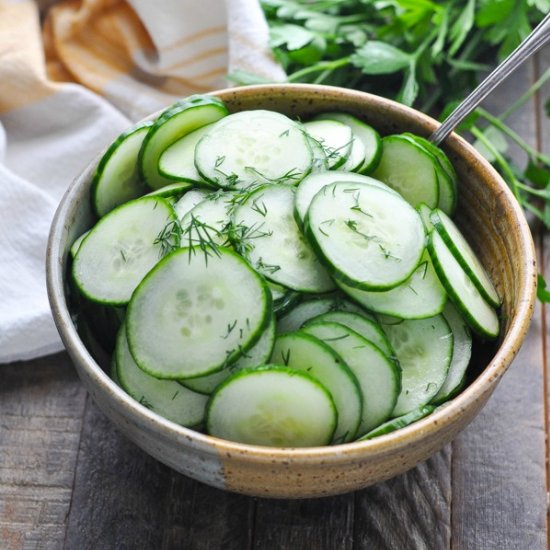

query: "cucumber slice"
left=206, top=366, right=337, bottom=447
left=306, top=311, right=393, bottom=358
left=403, top=133, right=457, bottom=214
left=382, top=314, right=453, bottom=417
left=417, top=202, right=435, bottom=233
left=302, top=322, right=400, bottom=435
left=126, top=246, right=271, bottom=379
left=270, top=332, right=362, bottom=443
left=294, top=170, right=397, bottom=226
left=371, top=135, right=439, bottom=208
left=432, top=302, right=473, bottom=404
left=314, top=112, right=382, bottom=174
left=70, top=230, right=90, bottom=259
left=179, top=314, right=276, bottom=395
left=116, top=325, right=207, bottom=426
left=145, top=182, right=194, bottom=199
left=428, top=231, right=499, bottom=339
left=337, top=251, right=447, bottom=319
left=232, top=185, right=334, bottom=293
left=340, top=132, right=366, bottom=172
left=174, top=188, right=209, bottom=221
left=158, top=123, right=214, bottom=183
left=306, top=181, right=425, bottom=290
left=72, top=197, right=178, bottom=305
left=358, top=405, right=435, bottom=440
left=277, top=295, right=373, bottom=333
left=306, top=134, right=329, bottom=172
left=303, top=119, right=352, bottom=169
left=430, top=208, right=500, bottom=307
left=139, top=95, right=228, bottom=190
left=111, top=356, right=121, bottom=386
left=195, top=110, right=313, bottom=189
left=91, top=121, right=151, bottom=217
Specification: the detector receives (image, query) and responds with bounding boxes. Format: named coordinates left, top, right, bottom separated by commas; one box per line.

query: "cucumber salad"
left=71, top=94, right=501, bottom=447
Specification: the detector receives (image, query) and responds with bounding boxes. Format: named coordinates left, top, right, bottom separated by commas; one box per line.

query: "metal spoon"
left=429, top=12, right=550, bottom=145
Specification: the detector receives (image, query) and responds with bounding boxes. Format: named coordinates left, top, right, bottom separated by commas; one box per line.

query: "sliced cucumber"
left=294, top=170, right=397, bottom=226
left=430, top=208, right=500, bottom=307
left=277, top=295, right=372, bottom=333
left=70, top=230, right=90, bottom=259
left=195, top=110, right=313, bottom=189
left=116, top=325, right=207, bottom=426
left=428, top=231, right=499, bottom=339
left=337, top=251, right=447, bottom=319
left=358, top=405, right=434, bottom=440
left=314, top=112, right=382, bottom=173
left=382, top=314, right=453, bottom=417
left=303, top=119, right=352, bottom=169
left=232, top=185, right=334, bottom=292
left=158, top=123, right=214, bottom=183
left=173, top=188, right=209, bottom=221
left=271, top=331, right=362, bottom=443
left=417, top=202, right=435, bottom=233
left=145, top=182, right=194, bottom=199
left=206, top=366, right=337, bottom=447
left=72, top=197, right=177, bottom=305
left=371, top=135, right=439, bottom=208
left=306, top=134, right=329, bottom=172
left=139, top=95, right=228, bottom=190
left=432, top=302, right=473, bottom=404
left=340, top=132, right=366, bottom=172
left=126, top=246, right=271, bottom=379
left=302, top=322, right=400, bottom=436
left=91, top=121, right=151, bottom=217
left=179, top=314, right=276, bottom=395
left=306, top=311, right=393, bottom=358
left=306, top=181, right=425, bottom=290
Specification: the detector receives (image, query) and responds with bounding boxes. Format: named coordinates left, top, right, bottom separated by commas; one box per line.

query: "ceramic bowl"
left=46, top=84, right=536, bottom=498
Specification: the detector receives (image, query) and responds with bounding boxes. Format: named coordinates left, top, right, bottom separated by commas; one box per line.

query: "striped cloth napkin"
left=0, top=0, right=285, bottom=363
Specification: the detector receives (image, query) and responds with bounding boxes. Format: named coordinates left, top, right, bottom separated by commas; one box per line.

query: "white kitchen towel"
left=0, top=0, right=285, bottom=363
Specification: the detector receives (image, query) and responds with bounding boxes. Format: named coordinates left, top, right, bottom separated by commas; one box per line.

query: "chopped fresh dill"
left=256, top=257, right=281, bottom=274
left=281, top=348, right=291, bottom=366
left=171, top=390, right=179, bottom=401
left=120, top=250, right=127, bottom=263
left=139, top=396, right=153, bottom=409
left=222, top=319, right=238, bottom=339
left=323, top=333, right=350, bottom=342
left=419, top=261, right=429, bottom=280
left=215, top=155, right=226, bottom=168
left=378, top=243, right=401, bottom=261
left=154, top=219, right=182, bottom=258
left=251, top=199, right=268, bottom=217
left=279, top=129, right=290, bottom=138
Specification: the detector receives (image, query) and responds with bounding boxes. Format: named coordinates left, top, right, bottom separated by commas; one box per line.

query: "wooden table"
left=2, top=51, right=550, bottom=549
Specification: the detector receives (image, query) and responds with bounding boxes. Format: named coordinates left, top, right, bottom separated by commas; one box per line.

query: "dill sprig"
left=154, top=219, right=182, bottom=258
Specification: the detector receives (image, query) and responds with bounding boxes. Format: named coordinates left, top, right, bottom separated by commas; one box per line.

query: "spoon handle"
left=429, top=12, right=550, bottom=146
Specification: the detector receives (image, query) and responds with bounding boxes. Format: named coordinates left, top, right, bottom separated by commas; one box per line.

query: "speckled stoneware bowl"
left=47, top=84, right=536, bottom=498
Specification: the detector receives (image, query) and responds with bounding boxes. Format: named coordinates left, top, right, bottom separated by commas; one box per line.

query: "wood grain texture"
left=451, top=57, right=548, bottom=550
left=353, top=446, right=451, bottom=550
left=64, top=399, right=255, bottom=550
left=0, top=353, right=87, bottom=550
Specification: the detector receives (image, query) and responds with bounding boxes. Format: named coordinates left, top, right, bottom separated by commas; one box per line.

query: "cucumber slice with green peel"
left=306, top=181, right=425, bottom=290
left=305, top=311, right=393, bottom=358
left=270, top=331, right=362, bottom=443
left=358, top=405, right=435, bottom=440
left=70, top=230, right=90, bottom=259
left=430, top=208, right=500, bottom=307
left=337, top=251, right=447, bottom=319
left=158, top=124, right=214, bottom=183
left=314, top=112, right=382, bottom=174
left=139, top=95, right=229, bottom=190
left=302, top=322, right=400, bottom=436
left=115, top=326, right=207, bottom=426
left=145, top=182, right=194, bottom=199
left=180, top=314, right=276, bottom=395
left=232, top=185, right=334, bottom=293
left=428, top=231, right=499, bottom=339
left=91, top=121, right=151, bottom=217
left=417, top=203, right=435, bottom=233
left=174, top=188, right=209, bottom=221
left=303, top=119, right=352, bottom=169
left=206, top=366, right=338, bottom=447
left=126, top=246, right=271, bottom=379
left=382, top=314, right=453, bottom=417
left=371, top=135, right=439, bottom=208
left=294, top=170, right=397, bottom=226
left=195, top=110, right=313, bottom=189
left=277, top=295, right=373, bottom=333
left=432, top=302, right=473, bottom=404
left=111, top=356, right=121, bottom=386
left=72, top=197, right=178, bottom=305
left=340, top=132, right=366, bottom=172
left=306, top=135, right=329, bottom=172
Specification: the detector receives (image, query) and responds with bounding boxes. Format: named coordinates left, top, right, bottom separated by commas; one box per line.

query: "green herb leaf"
left=537, top=274, right=550, bottom=303
left=351, top=41, right=411, bottom=75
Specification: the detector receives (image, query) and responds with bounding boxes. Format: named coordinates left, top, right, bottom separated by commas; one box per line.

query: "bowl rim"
left=46, top=83, right=537, bottom=463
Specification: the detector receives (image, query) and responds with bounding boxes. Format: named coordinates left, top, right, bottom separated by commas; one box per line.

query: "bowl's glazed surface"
left=47, top=84, right=537, bottom=498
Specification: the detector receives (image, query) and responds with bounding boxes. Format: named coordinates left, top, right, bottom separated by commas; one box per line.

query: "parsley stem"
left=499, top=67, right=550, bottom=121
left=287, top=57, right=351, bottom=82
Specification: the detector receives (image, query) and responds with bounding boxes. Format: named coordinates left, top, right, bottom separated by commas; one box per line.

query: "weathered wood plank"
left=0, top=353, right=87, bottom=550
left=252, top=493, right=354, bottom=550
left=451, top=57, right=548, bottom=549
left=353, top=446, right=451, bottom=550
left=65, top=398, right=256, bottom=550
